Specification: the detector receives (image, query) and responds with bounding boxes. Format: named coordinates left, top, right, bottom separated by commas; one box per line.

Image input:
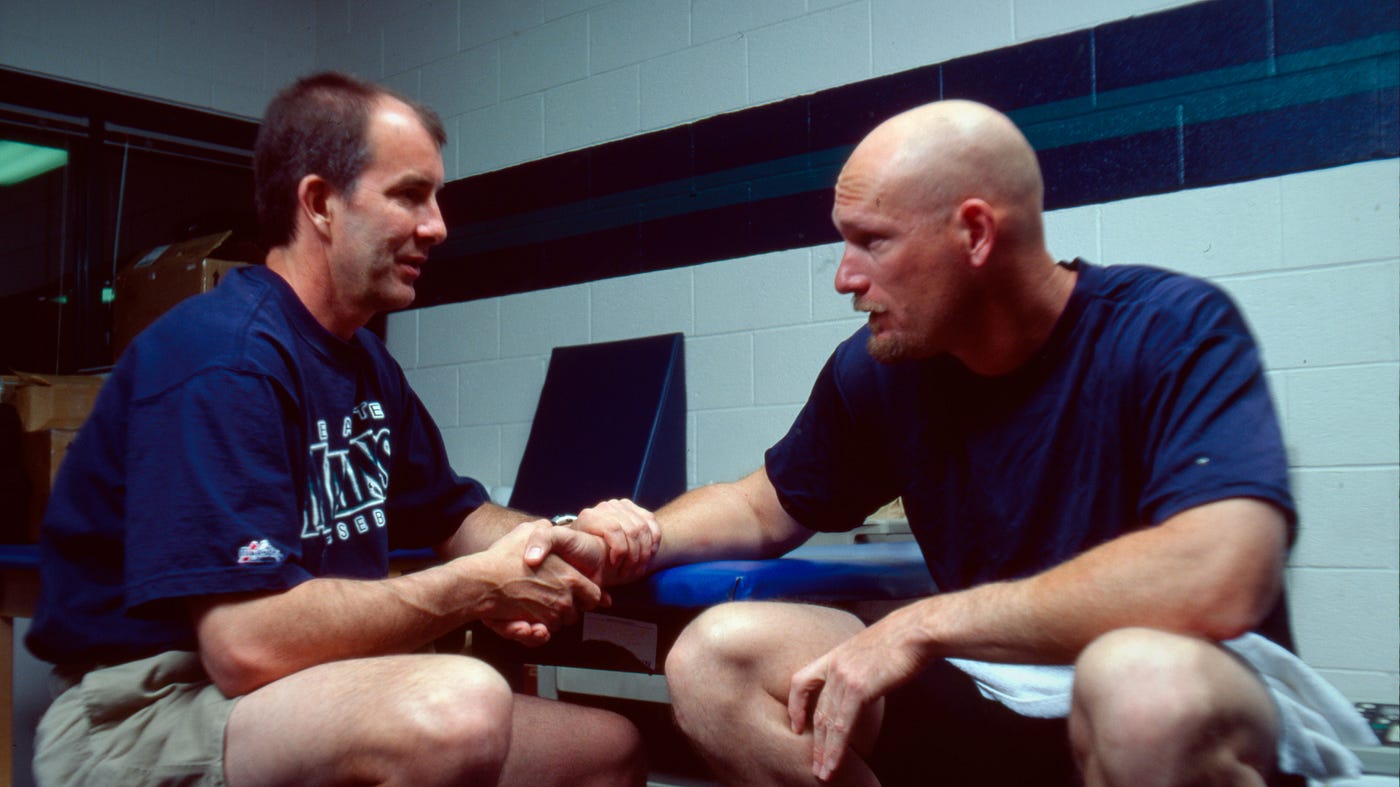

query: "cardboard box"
left=23, top=427, right=77, bottom=542
left=112, top=231, right=251, bottom=359
left=0, top=372, right=104, bottom=432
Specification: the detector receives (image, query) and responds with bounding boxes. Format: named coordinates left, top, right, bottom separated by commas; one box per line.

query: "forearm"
left=437, top=501, right=537, bottom=558
left=651, top=468, right=811, bottom=570
left=899, top=498, right=1288, bottom=665
left=194, top=555, right=500, bottom=695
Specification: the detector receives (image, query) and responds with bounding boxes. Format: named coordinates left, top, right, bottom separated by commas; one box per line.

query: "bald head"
left=838, top=100, right=1045, bottom=249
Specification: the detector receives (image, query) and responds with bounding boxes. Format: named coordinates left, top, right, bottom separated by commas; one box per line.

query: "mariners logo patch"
left=237, top=539, right=285, bottom=565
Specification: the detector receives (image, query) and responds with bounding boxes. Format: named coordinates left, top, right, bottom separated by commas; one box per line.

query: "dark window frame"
left=0, top=67, right=259, bottom=372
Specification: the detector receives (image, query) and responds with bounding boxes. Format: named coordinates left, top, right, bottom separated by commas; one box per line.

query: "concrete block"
left=405, top=365, right=460, bottom=427
left=1013, top=0, right=1195, bottom=40
left=499, top=284, right=591, bottom=357
left=316, top=25, right=384, bottom=80
left=216, top=0, right=314, bottom=38
left=686, top=333, right=754, bottom=411
left=457, top=94, right=544, bottom=176
left=748, top=3, right=871, bottom=104
left=873, top=0, right=1014, bottom=77
left=1044, top=204, right=1100, bottom=264
left=754, top=322, right=862, bottom=405
left=589, top=266, right=694, bottom=343
left=1291, top=468, right=1400, bottom=570
left=379, top=69, right=419, bottom=102
left=422, top=46, right=500, bottom=119
left=52, top=0, right=158, bottom=61
left=1311, top=668, right=1400, bottom=707
left=543, top=0, right=610, bottom=21
left=1100, top=178, right=1283, bottom=279
left=641, top=36, right=747, bottom=131
left=0, top=31, right=101, bottom=88
left=383, top=0, right=458, bottom=74
left=691, top=0, right=805, bottom=44
left=589, top=0, right=690, bottom=74
left=1280, top=160, right=1400, bottom=269
left=544, top=66, right=641, bottom=154
left=1219, top=261, right=1399, bottom=371
left=346, top=0, right=401, bottom=34
left=210, top=78, right=269, bottom=120
left=460, top=0, right=546, bottom=51
left=687, top=413, right=698, bottom=489
left=500, top=13, right=588, bottom=99
left=99, top=54, right=211, bottom=108
left=265, top=41, right=317, bottom=99
left=1288, top=567, right=1399, bottom=673
left=385, top=310, right=419, bottom=368
left=1280, top=365, right=1399, bottom=468
left=440, top=424, right=502, bottom=487
left=316, top=0, right=348, bottom=40
left=695, top=250, right=811, bottom=335
left=501, top=421, right=533, bottom=486
left=420, top=299, right=501, bottom=366
left=695, top=405, right=802, bottom=485
left=460, top=356, right=549, bottom=425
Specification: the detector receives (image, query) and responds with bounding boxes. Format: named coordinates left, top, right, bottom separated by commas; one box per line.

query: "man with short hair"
left=28, top=72, right=651, bottom=786
left=648, top=100, right=1332, bottom=786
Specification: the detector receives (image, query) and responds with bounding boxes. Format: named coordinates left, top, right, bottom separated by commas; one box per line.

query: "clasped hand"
left=485, top=499, right=661, bottom=646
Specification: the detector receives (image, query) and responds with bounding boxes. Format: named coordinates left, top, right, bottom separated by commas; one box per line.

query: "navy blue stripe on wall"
left=416, top=0, right=1399, bottom=308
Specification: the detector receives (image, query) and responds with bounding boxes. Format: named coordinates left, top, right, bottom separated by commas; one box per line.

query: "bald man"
left=649, top=101, right=1302, bottom=786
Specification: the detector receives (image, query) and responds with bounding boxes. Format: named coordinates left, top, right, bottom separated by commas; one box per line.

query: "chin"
left=866, top=334, right=909, bottom=363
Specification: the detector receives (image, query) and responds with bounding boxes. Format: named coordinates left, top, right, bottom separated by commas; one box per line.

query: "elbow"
left=191, top=602, right=283, bottom=697
left=198, top=634, right=277, bottom=697
left=1189, top=562, right=1284, bottom=642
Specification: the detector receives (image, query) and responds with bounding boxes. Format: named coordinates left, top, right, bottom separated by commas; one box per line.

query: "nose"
left=419, top=196, right=448, bottom=247
left=833, top=245, right=869, bottom=295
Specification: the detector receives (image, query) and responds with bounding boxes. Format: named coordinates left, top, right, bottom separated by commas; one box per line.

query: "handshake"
left=467, top=498, right=662, bottom=646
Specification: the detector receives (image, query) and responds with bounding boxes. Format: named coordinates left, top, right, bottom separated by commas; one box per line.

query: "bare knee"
left=669, top=604, right=770, bottom=683
left=383, top=656, right=515, bottom=785
left=1070, top=628, right=1277, bottom=786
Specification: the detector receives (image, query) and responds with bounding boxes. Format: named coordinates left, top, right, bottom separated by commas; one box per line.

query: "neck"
left=265, top=244, right=366, bottom=341
left=952, top=250, right=1076, bottom=376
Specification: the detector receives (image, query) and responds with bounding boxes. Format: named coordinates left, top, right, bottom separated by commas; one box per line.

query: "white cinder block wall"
left=376, top=0, right=1400, bottom=707
left=2, top=0, right=1395, bottom=751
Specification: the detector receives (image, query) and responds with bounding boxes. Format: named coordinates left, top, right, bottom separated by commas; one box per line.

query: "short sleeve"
left=124, top=369, right=312, bottom=612
left=764, top=343, right=901, bottom=532
left=1136, top=303, right=1294, bottom=532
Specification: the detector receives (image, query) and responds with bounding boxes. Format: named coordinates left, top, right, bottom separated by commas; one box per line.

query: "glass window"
left=0, top=72, right=257, bottom=373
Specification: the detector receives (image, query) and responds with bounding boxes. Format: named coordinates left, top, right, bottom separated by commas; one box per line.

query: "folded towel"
left=946, top=633, right=1377, bottom=781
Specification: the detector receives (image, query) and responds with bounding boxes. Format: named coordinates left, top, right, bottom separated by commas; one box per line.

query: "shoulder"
left=1089, top=264, right=1246, bottom=331
left=121, top=266, right=296, bottom=397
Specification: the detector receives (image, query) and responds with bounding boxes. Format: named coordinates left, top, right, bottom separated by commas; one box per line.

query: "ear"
left=297, top=174, right=335, bottom=239
left=956, top=199, right=997, bottom=268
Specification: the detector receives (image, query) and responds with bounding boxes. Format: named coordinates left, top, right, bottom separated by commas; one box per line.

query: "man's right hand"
left=466, top=521, right=607, bottom=645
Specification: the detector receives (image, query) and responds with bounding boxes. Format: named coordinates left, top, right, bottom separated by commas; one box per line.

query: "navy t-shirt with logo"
left=27, top=265, right=487, bottom=666
left=766, top=260, right=1295, bottom=596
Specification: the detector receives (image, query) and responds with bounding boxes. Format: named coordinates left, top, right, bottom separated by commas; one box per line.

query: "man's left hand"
left=788, top=610, right=927, bottom=781
left=531, top=499, right=660, bottom=585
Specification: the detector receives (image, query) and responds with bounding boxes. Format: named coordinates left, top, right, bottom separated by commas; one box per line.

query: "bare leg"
left=1069, top=628, right=1279, bottom=787
left=666, top=602, right=883, bottom=787
left=499, top=694, right=646, bottom=787
left=224, top=652, right=643, bottom=786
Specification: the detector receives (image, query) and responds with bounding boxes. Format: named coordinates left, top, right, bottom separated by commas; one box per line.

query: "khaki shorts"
left=33, top=651, right=234, bottom=787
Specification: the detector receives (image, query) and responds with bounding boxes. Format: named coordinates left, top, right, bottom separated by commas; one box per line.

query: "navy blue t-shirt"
left=27, top=265, right=487, bottom=666
left=766, top=261, right=1294, bottom=594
